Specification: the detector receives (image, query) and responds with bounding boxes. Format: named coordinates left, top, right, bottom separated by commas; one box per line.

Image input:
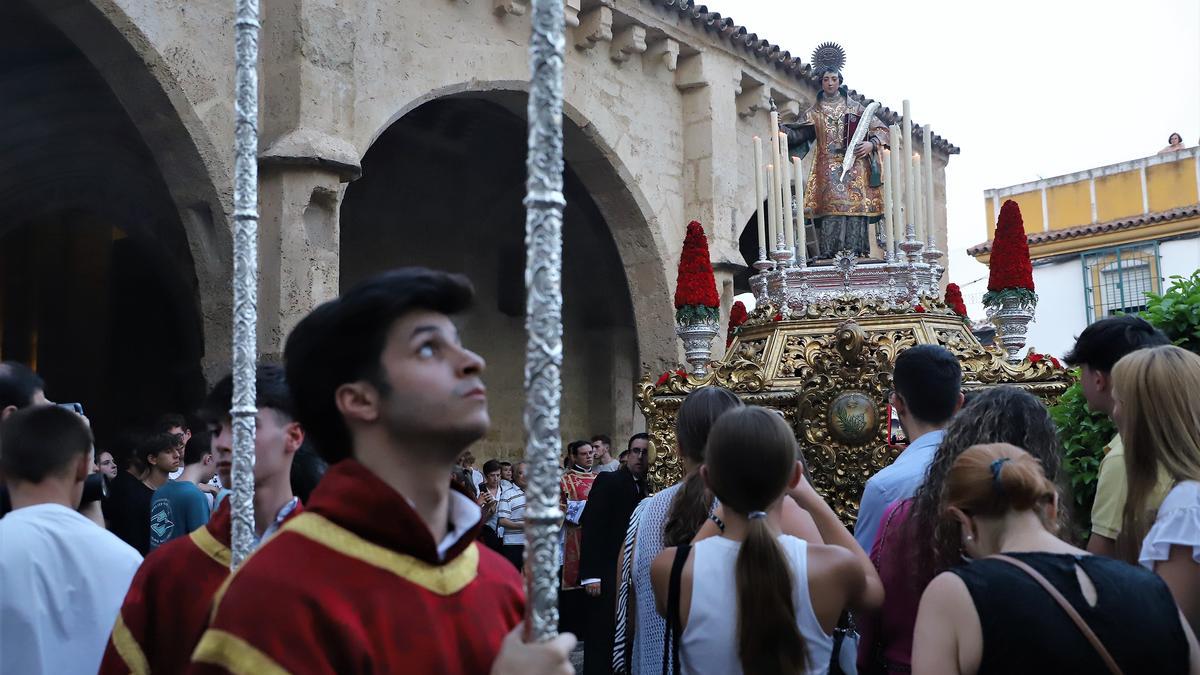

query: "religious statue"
left=784, top=43, right=888, bottom=260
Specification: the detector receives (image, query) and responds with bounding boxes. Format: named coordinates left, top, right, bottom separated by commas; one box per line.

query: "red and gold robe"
left=99, top=497, right=303, bottom=674
left=560, top=467, right=596, bottom=589
left=188, top=459, right=524, bottom=674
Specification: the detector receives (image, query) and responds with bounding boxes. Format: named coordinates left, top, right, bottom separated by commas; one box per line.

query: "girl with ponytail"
left=651, top=407, right=881, bottom=674
left=912, top=443, right=1198, bottom=674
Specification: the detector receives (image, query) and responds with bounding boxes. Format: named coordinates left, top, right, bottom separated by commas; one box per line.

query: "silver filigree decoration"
left=676, top=320, right=719, bottom=376
left=230, top=0, right=260, bottom=569
left=523, top=0, right=566, bottom=642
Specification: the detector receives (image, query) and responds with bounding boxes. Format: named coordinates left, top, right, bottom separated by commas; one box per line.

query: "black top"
left=578, top=467, right=644, bottom=585
left=103, top=470, right=153, bottom=555
left=951, top=552, right=1188, bottom=675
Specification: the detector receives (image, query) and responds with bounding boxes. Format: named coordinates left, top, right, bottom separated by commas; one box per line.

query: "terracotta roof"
left=644, top=0, right=960, bottom=156
left=967, top=204, right=1200, bottom=256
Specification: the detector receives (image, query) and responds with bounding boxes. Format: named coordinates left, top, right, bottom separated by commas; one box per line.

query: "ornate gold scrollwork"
left=637, top=306, right=1073, bottom=524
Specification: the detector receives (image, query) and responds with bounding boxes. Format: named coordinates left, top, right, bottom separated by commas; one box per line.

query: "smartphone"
left=58, top=402, right=84, bottom=415
left=886, top=403, right=907, bottom=447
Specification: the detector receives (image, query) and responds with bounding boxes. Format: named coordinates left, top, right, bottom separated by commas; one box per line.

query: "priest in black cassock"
left=579, top=433, right=650, bottom=675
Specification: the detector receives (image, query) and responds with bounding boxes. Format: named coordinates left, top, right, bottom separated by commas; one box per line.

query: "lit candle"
left=767, top=163, right=778, bottom=253
left=793, top=156, right=806, bottom=265
left=753, top=136, right=765, bottom=258
left=780, top=133, right=794, bottom=259
left=923, top=126, right=936, bottom=250
left=902, top=101, right=915, bottom=242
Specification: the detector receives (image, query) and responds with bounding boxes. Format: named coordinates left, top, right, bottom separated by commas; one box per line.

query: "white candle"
left=793, top=156, right=806, bottom=264
left=902, top=101, right=915, bottom=242
left=888, top=124, right=903, bottom=254
left=780, top=133, right=794, bottom=259
left=753, top=136, right=765, bottom=257
left=913, top=155, right=924, bottom=245
left=881, top=147, right=893, bottom=260
left=923, top=126, right=936, bottom=249
left=767, top=163, right=778, bottom=253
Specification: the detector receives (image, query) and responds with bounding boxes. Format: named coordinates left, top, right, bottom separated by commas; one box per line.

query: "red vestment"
left=99, top=497, right=303, bottom=674
left=188, top=459, right=524, bottom=674
left=559, top=468, right=596, bottom=589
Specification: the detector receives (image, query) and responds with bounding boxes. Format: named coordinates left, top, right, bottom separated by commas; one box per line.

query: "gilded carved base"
left=637, top=296, right=1072, bottom=526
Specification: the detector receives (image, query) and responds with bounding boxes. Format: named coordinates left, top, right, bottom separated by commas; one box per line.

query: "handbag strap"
left=988, top=554, right=1122, bottom=675
left=663, top=543, right=692, bottom=675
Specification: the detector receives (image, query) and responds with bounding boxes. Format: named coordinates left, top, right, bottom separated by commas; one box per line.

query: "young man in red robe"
left=99, top=365, right=305, bottom=674
left=189, top=268, right=574, bottom=674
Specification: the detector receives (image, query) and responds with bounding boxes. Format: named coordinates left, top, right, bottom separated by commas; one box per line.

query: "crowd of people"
left=1, top=267, right=1199, bottom=675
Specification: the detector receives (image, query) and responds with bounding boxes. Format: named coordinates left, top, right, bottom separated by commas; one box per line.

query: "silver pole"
left=522, top=0, right=566, bottom=642
left=230, top=0, right=260, bottom=568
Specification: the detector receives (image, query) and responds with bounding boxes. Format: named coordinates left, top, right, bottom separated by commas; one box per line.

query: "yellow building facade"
left=969, top=147, right=1200, bottom=357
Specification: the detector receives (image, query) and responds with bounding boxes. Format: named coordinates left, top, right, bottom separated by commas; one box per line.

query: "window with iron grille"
left=1081, top=243, right=1161, bottom=323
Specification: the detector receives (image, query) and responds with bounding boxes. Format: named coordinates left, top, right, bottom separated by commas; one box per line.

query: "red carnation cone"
left=726, top=300, right=748, bottom=347
left=674, top=221, right=720, bottom=324
left=987, top=201, right=1034, bottom=293
left=945, top=283, right=969, bottom=318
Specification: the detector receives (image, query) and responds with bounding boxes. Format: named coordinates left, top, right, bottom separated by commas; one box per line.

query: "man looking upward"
left=189, top=268, right=572, bottom=674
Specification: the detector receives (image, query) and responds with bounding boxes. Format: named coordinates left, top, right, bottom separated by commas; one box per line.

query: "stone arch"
left=32, top=0, right=235, bottom=379
left=360, top=81, right=677, bottom=373
left=0, top=0, right=228, bottom=440
left=343, top=87, right=675, bottom=451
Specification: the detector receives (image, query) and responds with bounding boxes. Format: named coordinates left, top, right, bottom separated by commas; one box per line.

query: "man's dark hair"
left=140, top=432, right=181, bottom=467
left=154, top=413, right=188, bottom=433
left=590, top=434, right=611, bottom=446
left=290, top=442, right=328, bottom=504
left=284, top=268, right=474, bottom=463
left=499, top=461, right=512, bottom=468
left=567, top=440, right=590, bottom=464
left=618, top=449, right=630, bottom=460
left=0, top=406, right=93, bottom=483
left=110, top=430, right=148, bottom=472
left=893, top=345, right=962, bottom=425
left=482, top=459, right=502, bottom=475
left=201, top=364, right=295, bottom=424
left=1063, top=316, right=1170, bottom=373
left=0, top=362, right=44, bottom=410
left=627, top=432, right=650, bottom=450
left=183, top=427, right=213, bottom=466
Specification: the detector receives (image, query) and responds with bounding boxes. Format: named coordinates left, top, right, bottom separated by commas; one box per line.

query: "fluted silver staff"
left=522, top=0, right=567, bottom=642
left=229, top=0, right=260, bottom=568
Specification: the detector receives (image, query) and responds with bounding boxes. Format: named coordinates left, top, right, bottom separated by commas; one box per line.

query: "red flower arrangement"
left=984, top=200, right=1036, bottom=306
left=654, top=368, right=689, bottom=387
left=1027, top=351, right=1062, bottom=369
left=674, top=221, right=720, bottom=324
left=944, top=283, right=970, bottom=319
left=726, top=300, right=748, bottom=347
left=914, top=305, right=927, bottom=313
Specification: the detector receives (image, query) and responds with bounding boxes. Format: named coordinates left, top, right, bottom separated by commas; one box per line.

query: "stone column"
left=257, top=0, right=361, bottom=360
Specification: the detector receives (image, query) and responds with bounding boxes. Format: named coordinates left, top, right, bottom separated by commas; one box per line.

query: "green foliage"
left=1050, top=376, right=1116, bottom=533
left=675, top=304, right=720, bottom=325
left=1142, top=270, right=1200, bottom=354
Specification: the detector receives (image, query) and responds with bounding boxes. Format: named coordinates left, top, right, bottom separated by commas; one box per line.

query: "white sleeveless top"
left=680, top=535, right=834, bottom=675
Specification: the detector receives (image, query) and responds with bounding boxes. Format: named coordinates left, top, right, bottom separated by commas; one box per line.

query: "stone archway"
left=0, top=0, right=222, bottom=443
left=342, top=91, right=666, bottom=454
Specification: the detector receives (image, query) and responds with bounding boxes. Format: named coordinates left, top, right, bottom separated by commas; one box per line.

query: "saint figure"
left=784, top=43, right=888, bottom=260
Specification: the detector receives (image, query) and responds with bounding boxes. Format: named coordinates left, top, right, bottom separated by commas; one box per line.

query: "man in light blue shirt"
left=854, top=344, right=963, bottom=551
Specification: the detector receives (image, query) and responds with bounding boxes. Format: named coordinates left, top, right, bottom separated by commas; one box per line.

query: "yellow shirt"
left=1090, top=435, right=1174, bottom=539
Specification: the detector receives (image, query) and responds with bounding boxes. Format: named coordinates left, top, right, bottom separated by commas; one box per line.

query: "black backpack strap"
left=663, top=543, right=692, bottom=675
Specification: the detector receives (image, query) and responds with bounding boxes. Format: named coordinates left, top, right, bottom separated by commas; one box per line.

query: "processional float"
left=641, top=44, right=1070, bottom=525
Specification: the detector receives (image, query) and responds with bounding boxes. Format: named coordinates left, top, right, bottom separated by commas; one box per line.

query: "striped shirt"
left=497, top=483, right=527, bottom=546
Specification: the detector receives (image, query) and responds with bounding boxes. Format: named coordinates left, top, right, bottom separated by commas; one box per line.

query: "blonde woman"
left=912, top=443, right=1198, bottom=674
left=1112, top=345, right=1200, bottom=633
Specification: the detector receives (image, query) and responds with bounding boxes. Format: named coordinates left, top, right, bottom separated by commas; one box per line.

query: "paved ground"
left=570, top=643, right=584, bottom=672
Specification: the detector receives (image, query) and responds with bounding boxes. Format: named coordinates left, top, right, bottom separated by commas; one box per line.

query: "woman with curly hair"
left=857, top=385, right=1065, bottom=674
